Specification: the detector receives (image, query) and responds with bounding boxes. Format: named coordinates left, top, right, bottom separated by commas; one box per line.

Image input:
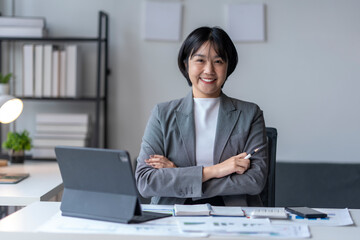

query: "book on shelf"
left=22, top=44, right=34, bottom=97
left=20, top=43, right=80, bottom=99
left=51, top=49, right=60, bottom=97
left=36, top=124, right=89, bottom=134
left=0, top=26, right=46, bottom=37
left=174, top=204, right=244, bottom=217
left=33, top=130, right=89, bottom=148
left=66, top=45, right=80, bottom=97
left=34, top=132, right=88, bottom=139
left=34, top=44, right=44, bottom=97
left=43, top=45, right=53, bottom=97
left=36, top=113, right=89, bottom=125
left=0, top=16, right=45, bottom=28
left=59, top=50, right=67, bottom=97
left=33, top=138, right=88, bottom=148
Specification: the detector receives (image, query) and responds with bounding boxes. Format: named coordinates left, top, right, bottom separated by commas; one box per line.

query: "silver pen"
left=244, top=144, right=266, bottom=159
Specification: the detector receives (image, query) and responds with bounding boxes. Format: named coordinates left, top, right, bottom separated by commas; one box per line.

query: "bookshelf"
left=0, top=11, right=110, bottom=157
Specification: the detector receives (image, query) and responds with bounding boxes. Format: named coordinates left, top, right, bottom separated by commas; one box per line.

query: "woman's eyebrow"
left=191, top=53, right=222, bottom=59
left=191, top=53, right=206, bottom=58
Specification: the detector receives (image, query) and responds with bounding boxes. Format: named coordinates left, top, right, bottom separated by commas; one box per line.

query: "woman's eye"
left=196, top=59, right=204, bottom=62
left=215, top=60, right=224, bottom=64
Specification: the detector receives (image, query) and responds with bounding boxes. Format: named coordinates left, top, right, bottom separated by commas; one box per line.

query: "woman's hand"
left=145, top=155, right=177, bottom=169
left=202, top=152, right=250, bottom=182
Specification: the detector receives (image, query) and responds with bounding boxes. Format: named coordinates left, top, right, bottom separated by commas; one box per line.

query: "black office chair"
left=260, top=127, right=278, bottom=207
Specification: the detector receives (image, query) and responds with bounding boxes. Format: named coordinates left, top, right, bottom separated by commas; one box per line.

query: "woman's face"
left=187, top=41, right=228, bottom=98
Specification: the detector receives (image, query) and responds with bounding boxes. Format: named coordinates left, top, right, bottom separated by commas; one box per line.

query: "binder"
left=23, top=44, right=34, bottom=97
left=43, top=44, right=53, bottom=97
left=34, top=45, right=44, bottom=97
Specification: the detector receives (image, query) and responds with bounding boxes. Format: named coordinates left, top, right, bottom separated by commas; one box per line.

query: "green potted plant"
left=2, top=130, right=32, bottom=164
left=0, top=72, right=12, bottom=95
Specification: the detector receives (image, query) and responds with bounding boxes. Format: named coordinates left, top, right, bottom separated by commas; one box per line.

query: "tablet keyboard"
left=130, top=211, right=171, bottom=223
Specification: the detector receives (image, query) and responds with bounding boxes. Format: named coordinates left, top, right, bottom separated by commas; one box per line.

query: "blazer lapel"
left=175, top=92, right=196, bottom=166
left=213, top=93, right=241, bottom=164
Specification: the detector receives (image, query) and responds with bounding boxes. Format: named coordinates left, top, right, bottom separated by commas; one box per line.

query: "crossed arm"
left=145, top=153, right=250, bottom=182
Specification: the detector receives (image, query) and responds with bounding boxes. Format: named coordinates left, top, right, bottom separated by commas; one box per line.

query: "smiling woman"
left=178, top=27, right=238, bottom=90
left=135, top=27, right=268, bottom=207
left=187, top=42, right=228, bottom=98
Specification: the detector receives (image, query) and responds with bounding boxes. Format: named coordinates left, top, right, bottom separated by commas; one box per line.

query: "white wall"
left=3, top=0, right=360, bottom=163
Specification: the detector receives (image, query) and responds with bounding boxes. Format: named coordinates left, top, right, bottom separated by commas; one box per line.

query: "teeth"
left=201, top=78, right=215, bottom=82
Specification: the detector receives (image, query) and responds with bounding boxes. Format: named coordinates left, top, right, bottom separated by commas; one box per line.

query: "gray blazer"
left=135, top=91, right=268, bottom=206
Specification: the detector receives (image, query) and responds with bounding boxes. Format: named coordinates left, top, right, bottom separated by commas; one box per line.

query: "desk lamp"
left=0, top=95, right=23, bottom=163
left=0, top=95, right=23, bottom=123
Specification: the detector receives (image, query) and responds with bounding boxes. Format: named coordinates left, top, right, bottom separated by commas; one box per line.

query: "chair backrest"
left=260, top=127, right=278, bottom=207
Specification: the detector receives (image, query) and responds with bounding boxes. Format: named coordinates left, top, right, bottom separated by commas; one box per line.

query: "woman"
left=135, top=27, right=267, bottom=206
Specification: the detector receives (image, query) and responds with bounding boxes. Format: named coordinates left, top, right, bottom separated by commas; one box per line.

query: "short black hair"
left=178, top=27, right=238, bottom=86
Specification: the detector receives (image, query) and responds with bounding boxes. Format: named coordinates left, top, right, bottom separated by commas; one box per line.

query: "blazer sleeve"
left=200, top=106, right=268, bottom=198
left=135, top=105, right=203, bottom=198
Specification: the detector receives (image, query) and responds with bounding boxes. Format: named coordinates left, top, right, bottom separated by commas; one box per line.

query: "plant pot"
left=0, top=84, right=10, bottom=95
left=8, top=150, right=25, bottom=164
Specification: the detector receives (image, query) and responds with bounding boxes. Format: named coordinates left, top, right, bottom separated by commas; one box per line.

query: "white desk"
left=0, top=161, right=63, bottom=206
left=0, top=202, right=359, bottom=240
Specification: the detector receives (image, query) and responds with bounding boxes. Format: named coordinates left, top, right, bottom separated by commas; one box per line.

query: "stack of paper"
left=0, top=16, right=46, bottom=37
left=32, top=113, right=90, bottom=159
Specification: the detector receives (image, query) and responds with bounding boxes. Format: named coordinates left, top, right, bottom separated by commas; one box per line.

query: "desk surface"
left=0, top=202, right=359, bottom=240
left=0, top=161, right=63, bottom=206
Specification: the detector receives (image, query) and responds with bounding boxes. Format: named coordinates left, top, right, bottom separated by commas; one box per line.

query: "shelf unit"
left=0, top=11, right=110, bottom=152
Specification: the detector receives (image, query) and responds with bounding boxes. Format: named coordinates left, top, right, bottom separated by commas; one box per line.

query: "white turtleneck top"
left=193, top=97, right=220, bottom=167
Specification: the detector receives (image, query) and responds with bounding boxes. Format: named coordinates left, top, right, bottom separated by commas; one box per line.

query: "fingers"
left=146, top=155, right=163, bottom=163
left=146, top=155, right=166, bottom=165
left=235, top=162, right=250, bottom=174
left=145, top=155, right=176, bottom=169
left=146, top=161, right=164, bottom=169
left=227, top=153, right=250, bottom=175
left=237, top=157, right=250, bottom=174
left=237, top=152, right=248, bottom=158
left=145, top=156, right=162, bottom=168
left=145, top=158, right=164, bottom=169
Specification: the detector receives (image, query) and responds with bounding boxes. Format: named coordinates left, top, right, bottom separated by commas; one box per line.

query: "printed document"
left=176, top=217, right=310, bottom=238
left=37, top=211, right=207, bottom=237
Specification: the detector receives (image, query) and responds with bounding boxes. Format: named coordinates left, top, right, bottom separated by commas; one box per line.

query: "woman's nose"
left=204, top=62, right=215, bottom=74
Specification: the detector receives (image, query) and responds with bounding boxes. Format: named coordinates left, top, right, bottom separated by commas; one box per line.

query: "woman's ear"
left=184, top=59, right=189, bottom=75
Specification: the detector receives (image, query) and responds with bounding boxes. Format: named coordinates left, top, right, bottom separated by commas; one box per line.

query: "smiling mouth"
left=200, top=78, right=216, bottom=84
